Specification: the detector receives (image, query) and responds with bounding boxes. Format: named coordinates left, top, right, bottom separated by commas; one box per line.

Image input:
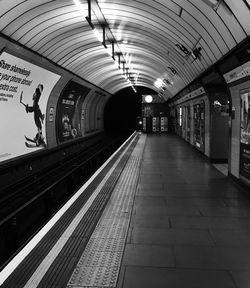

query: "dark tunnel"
left=104, top=86, right=156, bottom=135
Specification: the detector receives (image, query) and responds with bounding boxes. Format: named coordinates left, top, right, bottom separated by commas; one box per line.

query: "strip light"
left=73, top=0, right=137, bottom=93
left=73, top=0, right=87, bottom=17
left=93, top=27, right=103, bottom=42
left=201, top=0, right=221, bottom=9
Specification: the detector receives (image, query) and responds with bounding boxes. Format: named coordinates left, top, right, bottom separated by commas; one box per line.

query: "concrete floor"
left=118, top=134, right=250, bottom=288
left=213, top=163, right=228, bottom=176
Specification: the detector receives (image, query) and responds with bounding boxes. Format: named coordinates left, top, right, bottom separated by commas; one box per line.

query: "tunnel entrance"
left=103, top=86, right=156, bottom=135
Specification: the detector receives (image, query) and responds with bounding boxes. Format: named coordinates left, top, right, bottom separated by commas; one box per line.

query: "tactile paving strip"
left=90, top=227, right=127, bottom=239
left=86, top=238, right=126, bottom=252
left=67, top=134, right=146, bottom=288
left=78, top=251, right=123, bottom=267
left=68, top=265, right=120, bottom=287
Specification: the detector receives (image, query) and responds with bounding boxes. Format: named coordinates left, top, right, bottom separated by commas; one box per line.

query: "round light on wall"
left=145, top=95, right=153, bottom=103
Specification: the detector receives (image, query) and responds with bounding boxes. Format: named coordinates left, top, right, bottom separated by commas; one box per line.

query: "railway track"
left=0, top=134, right=127, bottom=268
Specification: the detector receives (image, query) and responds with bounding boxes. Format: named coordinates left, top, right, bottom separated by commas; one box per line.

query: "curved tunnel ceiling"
left=0, top=0, right=250, bottom=99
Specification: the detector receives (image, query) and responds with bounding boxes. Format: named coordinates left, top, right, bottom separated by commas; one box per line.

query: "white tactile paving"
left=68, top=265, right=120, bottom=287
left=77, top=251, right=123, bottom=267
left=67, top=134, right=146, bottom=288
left=90, top=227, right=128, bottom=239
left=86, top=238, right=126, bottom=252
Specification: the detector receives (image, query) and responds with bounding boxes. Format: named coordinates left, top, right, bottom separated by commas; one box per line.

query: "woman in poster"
left=21, top=84, right=46, bottom=147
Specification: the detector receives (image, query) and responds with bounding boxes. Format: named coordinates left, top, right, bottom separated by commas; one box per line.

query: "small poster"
left=193, top=102, right=205, bottom=151
left=56, top=81, right=90, bottom=143
left=240, top=91, right=250, bottom=182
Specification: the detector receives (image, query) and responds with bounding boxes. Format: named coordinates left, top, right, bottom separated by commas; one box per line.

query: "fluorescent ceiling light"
left=93, top=28, right=103, bottom=42
left=201, top=0, right=220, bottom=8
left=73, top=0, right=135, bottom=87
left=209, top=0, right=219, bottom=4
left=107, top=46, right=113, bottom=56
left=132, top=86, right=137, bottom=93
left=154, top=78, right=163, bottom=88
left=73, top=0, right=87, bottom=17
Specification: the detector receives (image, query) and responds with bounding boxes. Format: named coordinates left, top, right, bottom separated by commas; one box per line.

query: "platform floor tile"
left=117, top=134, right=249, bottom=288
left=122, top=267, right=236, bottom=288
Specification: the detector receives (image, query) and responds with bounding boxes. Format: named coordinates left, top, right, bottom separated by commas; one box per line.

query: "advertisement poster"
left=187, top=105, right=191, bottom=142
left=56, top=81, right=90, bottom=143
left=240, top=91, right=250, bottom=182
left=0, top=51, right=61, bottom=163
left=193, top=102, right=205, bottom=151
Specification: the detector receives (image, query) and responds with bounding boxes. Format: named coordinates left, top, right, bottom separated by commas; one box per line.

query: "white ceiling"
left=0, top=0, right=250, bottom=99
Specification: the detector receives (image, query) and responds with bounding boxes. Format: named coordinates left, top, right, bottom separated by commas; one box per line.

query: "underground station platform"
left=1, top=132, right=250, bottom=288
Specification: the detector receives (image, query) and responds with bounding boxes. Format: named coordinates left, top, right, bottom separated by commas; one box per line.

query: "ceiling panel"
left=192, top=0, right=236, bottom=49
left=216, top=4, right=246, bottom=44
left=0, top=0, right=249, bottom=99
left=225, top=0, right=250, bottom=34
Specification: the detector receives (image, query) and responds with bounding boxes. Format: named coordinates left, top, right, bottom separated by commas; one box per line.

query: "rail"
left=0, top=134, right=127, bottom=268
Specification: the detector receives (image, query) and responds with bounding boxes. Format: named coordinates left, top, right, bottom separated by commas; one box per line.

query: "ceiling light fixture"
left=179, top=7, right=183, bottom=17
left=93, top=27, right=103, bottom=42
left=73, top=0, right=87, bottom=17
left=154, top=78, right=164, bottom=88
left=201, top=0, right=221, bottom=9
left=73, top=0, right=137, bottom=93
left=145, top=95, right=153, bottom=103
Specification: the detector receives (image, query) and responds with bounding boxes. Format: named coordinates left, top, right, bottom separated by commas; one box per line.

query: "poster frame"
left=239, top=88, right=250, bottom=185
left=0, top=47, right=61, bottom=164
left=55, top=80, right=91, bottom=144
left=193, top=100, right=205, bottom=152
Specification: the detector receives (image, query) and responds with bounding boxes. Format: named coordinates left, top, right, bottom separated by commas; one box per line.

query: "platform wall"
left=0, top=34, right=110, bottom=165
